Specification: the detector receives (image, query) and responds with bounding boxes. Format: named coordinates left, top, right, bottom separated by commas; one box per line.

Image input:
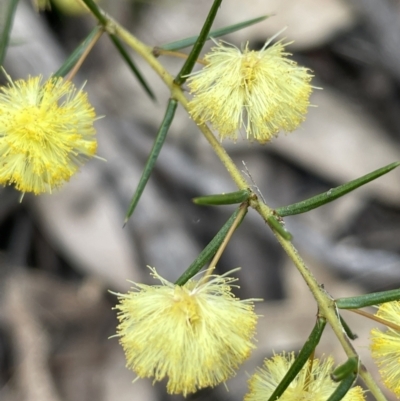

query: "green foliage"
left=0, top=0, right=19, bottom=66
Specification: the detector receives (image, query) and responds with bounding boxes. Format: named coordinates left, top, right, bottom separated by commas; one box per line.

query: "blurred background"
left=1, top=0, right=400, bottom=400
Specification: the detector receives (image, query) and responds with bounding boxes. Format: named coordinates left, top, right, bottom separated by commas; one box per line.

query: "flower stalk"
left=65, top=26, right=104, bottom=81
left=203, top=201, right=248, bottom=281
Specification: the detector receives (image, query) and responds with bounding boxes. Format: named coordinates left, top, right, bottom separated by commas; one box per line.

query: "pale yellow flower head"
left=0, top=74, right=97, bottom=194
left=187, top=38, right=313, bottom=143
left=371, top=301, right=400, bottom=397
left=114, top=267, right=259, bottom=396
left=245, top=353, right=365, bottom=401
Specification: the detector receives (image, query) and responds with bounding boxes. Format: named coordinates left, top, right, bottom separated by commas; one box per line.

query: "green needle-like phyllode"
left=114, top=267, right=259, bottom=396
left=187, top=37, right=313, bottom=143
left=0, top=74, right=97, bottom=194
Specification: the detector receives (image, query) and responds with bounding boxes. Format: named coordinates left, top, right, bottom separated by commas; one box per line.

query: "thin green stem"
left=193, top=123, right=249, bottom=189
left=359, top=363, right=388, bottom=401
left=106, top=20, right=175, bottom=89
left=273, top=230, right=357, bottom=359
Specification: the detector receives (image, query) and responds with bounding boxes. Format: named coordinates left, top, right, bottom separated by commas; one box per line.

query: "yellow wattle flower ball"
left=187, top=39, right=313, bottom=144
left=114, top=267, right=259, bottom=396
left=245, top=353, right=365, bottom=401
left=370, top=301, right=400, bottom=397
left=0, top=74, right=97, bottom=194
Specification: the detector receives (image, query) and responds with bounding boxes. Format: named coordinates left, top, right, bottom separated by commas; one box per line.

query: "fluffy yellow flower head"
left=245, top=353, right=365, bottom=401
left=114, top=267, right=259, bottom=396
left=0, top=74, right=97, bottom=194
left=371, top=301, right=400, bottom=397
left=187, top=39, right=313, bottom=143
